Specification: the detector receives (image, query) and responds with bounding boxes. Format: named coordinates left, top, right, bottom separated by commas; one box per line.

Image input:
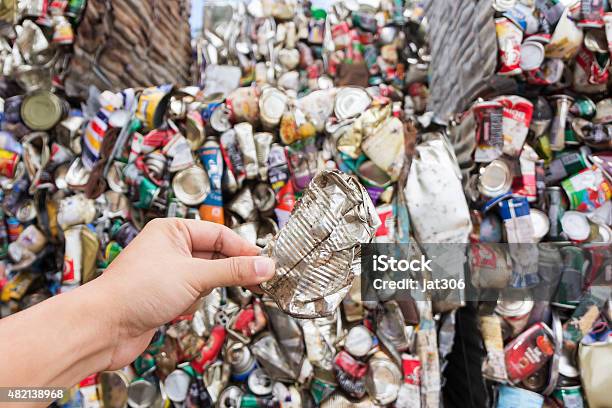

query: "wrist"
left=65, top=278, right=120, bottom=374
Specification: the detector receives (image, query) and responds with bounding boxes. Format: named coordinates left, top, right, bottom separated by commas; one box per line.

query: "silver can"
left=260, top=170, right=380, bottom=318
left=365, top=353, right=402, bottom=405
left=172, top=166, right=211, bottom=206
left=334, top=87, right=371, bottom=120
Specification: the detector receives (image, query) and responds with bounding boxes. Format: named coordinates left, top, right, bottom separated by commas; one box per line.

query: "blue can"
left=497, top=385, right=544, bottom=408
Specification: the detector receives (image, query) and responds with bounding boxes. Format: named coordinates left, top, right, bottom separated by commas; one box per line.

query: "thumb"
left=187, top=256, right=276, bottom=291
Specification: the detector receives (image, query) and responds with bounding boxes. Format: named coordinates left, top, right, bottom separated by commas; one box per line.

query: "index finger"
left=181, top=219, right=260, bottom=257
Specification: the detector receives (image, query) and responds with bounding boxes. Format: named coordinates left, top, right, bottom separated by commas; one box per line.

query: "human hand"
left=91, top=218, right=275, bottom=371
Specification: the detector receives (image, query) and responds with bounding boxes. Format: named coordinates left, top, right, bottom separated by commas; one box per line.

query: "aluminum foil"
left=260, top=169, right=380, bottom=318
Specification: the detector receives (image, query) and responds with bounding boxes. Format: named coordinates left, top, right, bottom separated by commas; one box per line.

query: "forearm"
left=0, top=279, right=116, bottom=387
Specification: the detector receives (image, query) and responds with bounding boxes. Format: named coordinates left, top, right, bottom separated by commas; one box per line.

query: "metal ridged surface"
left=260, top=170, right=380, bottom=318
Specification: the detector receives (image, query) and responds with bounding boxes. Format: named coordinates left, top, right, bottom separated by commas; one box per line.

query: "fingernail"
left=254, top=257, right=275, bottom=279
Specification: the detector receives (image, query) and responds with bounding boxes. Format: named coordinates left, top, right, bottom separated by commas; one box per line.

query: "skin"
left=0, top=218, right=275, bottom=403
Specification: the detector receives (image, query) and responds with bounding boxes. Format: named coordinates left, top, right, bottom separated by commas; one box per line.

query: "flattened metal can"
left=248, top=368, right=273, bottom=396
left=260, top=170, right=380, bottom=318
left=344, top=325, right=374, bottom=358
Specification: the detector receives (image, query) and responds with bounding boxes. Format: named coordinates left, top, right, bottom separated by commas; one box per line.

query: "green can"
left=104, top=241, right=122, bottom=265
left=134, top=353, right=156, bottom=376
left=240, top=394, right=272, bottom=408
left=309, top=369, right=336, bottom=405
left=552, top=386, right=584, bottom=408
left=570, top=97, right=596, bottom=118
left=135, top=177, right=161, bottom=209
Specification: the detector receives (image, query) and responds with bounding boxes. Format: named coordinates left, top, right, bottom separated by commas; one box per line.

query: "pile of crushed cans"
left=0, top=0, right=610, bottom=407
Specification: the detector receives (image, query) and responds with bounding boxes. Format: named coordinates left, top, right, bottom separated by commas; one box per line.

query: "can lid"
left=164, top=369, right=191, bottom=402
left=479, top=160, right=512, bottom=198
left=21, top=90, right=64, bottom=130
left=127, top=378, right=157, bottom=408
left=210, top=104, right=233, bottom=133
left=530, top=209, right=550, bottom=241
left=229, top=342, right=254, bottom=373
left=218, top=386, right=245, bottom=407
left=334, top=87, right=371, bottom=120
left=259, top=88, right=288, bottom=125
left=247, top=368, right=274, bottom=396
left=495, top=299, right=534, bottom=317
left=345, top=325, right=373, bottom=357
left=520, top=41, right=545, bottom=71
left=561, top=211, right=590, bottom=241
left=172, top=166, right=210, bottom=206
left=365, top=355, right=402, bottom=405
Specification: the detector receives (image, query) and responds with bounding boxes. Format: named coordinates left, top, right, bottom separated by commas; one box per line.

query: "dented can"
left=260, top=170, right=380, bottom=318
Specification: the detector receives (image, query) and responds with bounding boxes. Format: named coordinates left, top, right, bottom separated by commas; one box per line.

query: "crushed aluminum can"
left=334, top=87, right=371, bottom=120
left=247, top=367, right=273, bottom=396
left=254, top=132, right=273, bottom=181
left=365, top=352, right=402, bottom=405
left=504, top=322, right=555, bottom=383
left=333, top=350, right=367, bottom=399
left=497, top=385, right=544, bottom=408
left=172, top=166, right=210, bottom=207
left=479, top=160, right=513, bottom=198
left=251, top=332, right=299, bottom=382
left=260, top=170, right=380, bottom=318
left=344, top=325, right=375, bottom=358
left=259, top=87, right=288, bottom=129
left=234, top=122, right=258, bottom=180
left=479, top=315, right=508, bottom=382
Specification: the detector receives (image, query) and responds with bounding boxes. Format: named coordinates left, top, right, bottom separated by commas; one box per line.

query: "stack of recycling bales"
left=63, top=0, right=192, bottom=98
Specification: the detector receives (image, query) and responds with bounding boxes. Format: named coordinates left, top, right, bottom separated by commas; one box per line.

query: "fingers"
left=180, top=219, right=260, bottom=257
left=186, top=256, right=275, bottom=293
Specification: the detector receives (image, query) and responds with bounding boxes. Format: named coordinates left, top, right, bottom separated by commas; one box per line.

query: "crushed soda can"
left=260, top=170, right=379, bottom=318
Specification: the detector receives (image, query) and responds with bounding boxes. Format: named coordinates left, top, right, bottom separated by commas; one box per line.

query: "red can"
left=191, top=325, right=226, bottom=374
left=0, top=149, right=20, bottom=178
left=401, top=354, right=421, bottom=385
left=504, top=322, right=555, bottom=383
left=334, top=350, right=367, bottom=378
